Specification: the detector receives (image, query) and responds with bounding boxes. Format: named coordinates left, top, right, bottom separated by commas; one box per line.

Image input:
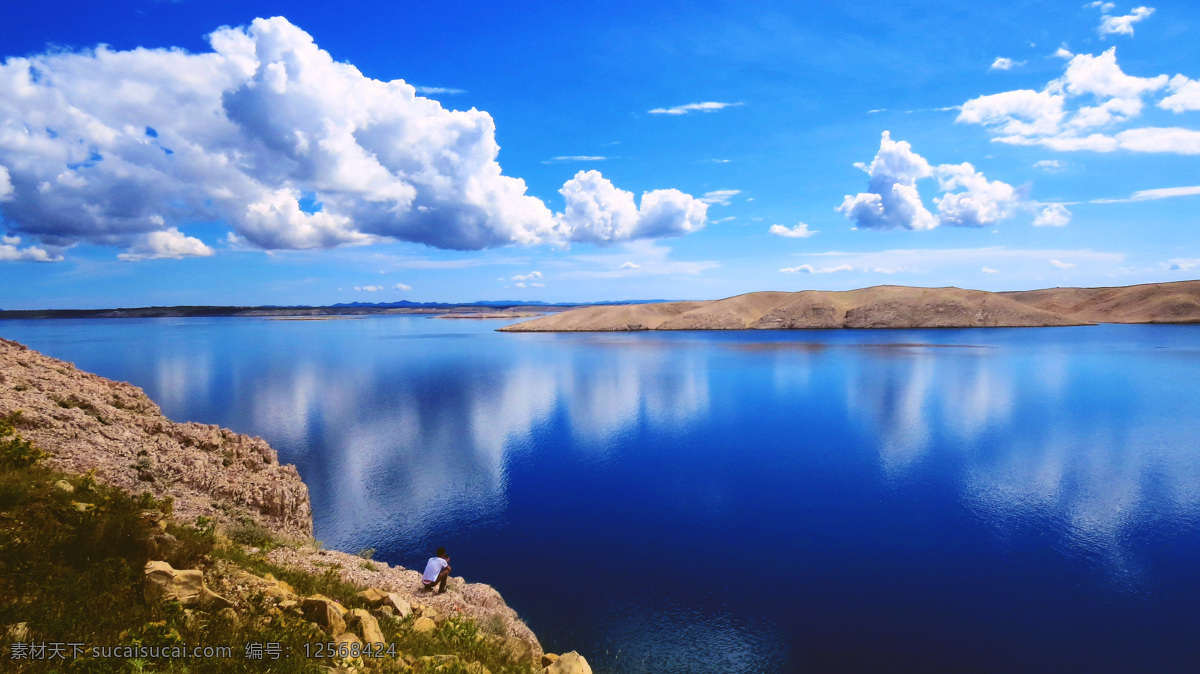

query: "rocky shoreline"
left=0, top=336, right=570, bottom=671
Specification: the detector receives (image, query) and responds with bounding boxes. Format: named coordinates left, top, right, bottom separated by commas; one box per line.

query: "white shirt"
left=422, top=556, right=448, bottom=583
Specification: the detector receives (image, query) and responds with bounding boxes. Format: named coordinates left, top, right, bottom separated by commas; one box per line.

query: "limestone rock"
left=541, top=653, right=560, bottom=667
left=333, top=631, right=363, bottom=654
left=543, top=651, right=592, bottom=674
left=411, top=616, right=436, bottom=634
left=203, top=589, right=236, bottom=611
left=54, top=480, right=74, bottom=493
left=144, top=560, right=205, bottom=606
left=356, top=588, right=387, bottom=605
left=381, top=592, right=411, bottom=617
left=345, top=608, right=385, bottom=645
left=302, top=595, right=347, bottom=636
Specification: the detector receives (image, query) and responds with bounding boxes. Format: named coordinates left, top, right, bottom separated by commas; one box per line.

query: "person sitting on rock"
left=421, top=547, right=451, bottom=593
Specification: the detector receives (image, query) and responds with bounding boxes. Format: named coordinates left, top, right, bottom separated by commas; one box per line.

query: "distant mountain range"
left=0, top=299, right=673, bottom=319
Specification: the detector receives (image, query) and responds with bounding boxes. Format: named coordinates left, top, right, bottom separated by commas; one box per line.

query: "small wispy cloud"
left=510, top=271, right=543, bottom=282
left=648, top=101, right=743, bottom=115
left=780, top=264, right=853, bottom=274
left=1050, top=259, right=1076, bottom=269
left=1034, top=159, right=1066, bottom=171
left=414, top=86, right=466, bottom=95
left=1092, top=185, right=1200, bottom=203
left=769, top=223, right=818, bottom=238
left=699, top=158, right=732, bottom=164
left=393, top=283, right=412, bottom=291
left=620, top=262, right=641, bottom=270
left=1097, top=5, right=1154, bottom=38
left=354, top=285, right=384, bottom=292
left=699, top=189, right=741, bottom=205
left=990, top=57, right=1024, bottom=71
left=542, top=156, right=608, bottom=164
left=982, top=266, right=999, bottom=273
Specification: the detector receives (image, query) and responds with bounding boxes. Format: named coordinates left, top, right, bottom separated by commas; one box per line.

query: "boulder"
left=543, top=651, right=592, bottom=674
left=411, top=616, right=436, bottom=634
left=302, top=595, right=347, bottom=636
left=54, top=480, right=75, bottom=493
left=332, top=631, right=363, bottom=655
left=381, top=592, right=412, bottom=617
left=356, top=588, right=387, bottom=605
left=345, top=608, right=385, bottom=645
left=143, top=560, right=204, bottom=606
left=541, top=653, right=560, bottom=667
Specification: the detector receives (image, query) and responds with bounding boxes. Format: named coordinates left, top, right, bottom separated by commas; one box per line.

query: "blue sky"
left=0, top=0, right=1197, bottom=308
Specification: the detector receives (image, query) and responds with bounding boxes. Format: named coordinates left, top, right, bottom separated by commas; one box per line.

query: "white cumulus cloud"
left=117, top=227, right=215, bottom=261
left=1032, top=203, right=1073, bottom=227
left=769, top=223, right=817, bottom=238
left=556, top=171, right=707, bottom=245
left=838, top=132, right=937, bottom=231
left=392, top=283, right=411, bottom=291
left=0, top=234, right=61, bottom=262
left=0, top=17, right=707, bottom=261
left=0, top=166, right=12, bottom=201
left=510, top=271, right=543, bottom=282
left=1160, top=75, right=1200, bottom=112
left=839, top=133, right=1051, bottom=230
left=957, top=47, right=1199, bottom=154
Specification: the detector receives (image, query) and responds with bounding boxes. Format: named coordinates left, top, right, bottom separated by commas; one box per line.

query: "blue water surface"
left=2, top=317, right=1199, bottom=673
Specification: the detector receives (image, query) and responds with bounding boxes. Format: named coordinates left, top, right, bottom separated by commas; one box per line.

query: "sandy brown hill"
left=500, top=286, right=1084, bottom=332
left=1001, top=280, right=1200, bottom=324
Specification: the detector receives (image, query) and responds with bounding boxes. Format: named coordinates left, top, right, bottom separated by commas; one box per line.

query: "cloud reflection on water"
left=839, top=342, right=1200, bottom=569
left=222, top=334, right=710, bottom=550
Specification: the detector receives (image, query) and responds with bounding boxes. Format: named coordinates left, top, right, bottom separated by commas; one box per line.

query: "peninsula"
left=498, top=280, right=1200, bottom=332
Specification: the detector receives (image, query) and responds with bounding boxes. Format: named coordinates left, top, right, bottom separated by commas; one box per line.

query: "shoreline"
left=0, top=336, right=550, bottom=665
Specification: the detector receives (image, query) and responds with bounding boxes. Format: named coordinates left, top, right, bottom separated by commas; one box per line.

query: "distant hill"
left=498, top=281, right=1200, bottom=332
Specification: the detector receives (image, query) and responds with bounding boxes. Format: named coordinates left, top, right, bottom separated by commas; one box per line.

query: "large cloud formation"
left=957, top=47, right=1200, bottom=154
left=0, top=17, right=707, bottom=261
left=839, top=132, right=1067, bottom=230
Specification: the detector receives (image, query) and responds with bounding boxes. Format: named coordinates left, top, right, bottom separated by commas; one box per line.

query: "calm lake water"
left=2, top=317, right=1199, bottom=672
